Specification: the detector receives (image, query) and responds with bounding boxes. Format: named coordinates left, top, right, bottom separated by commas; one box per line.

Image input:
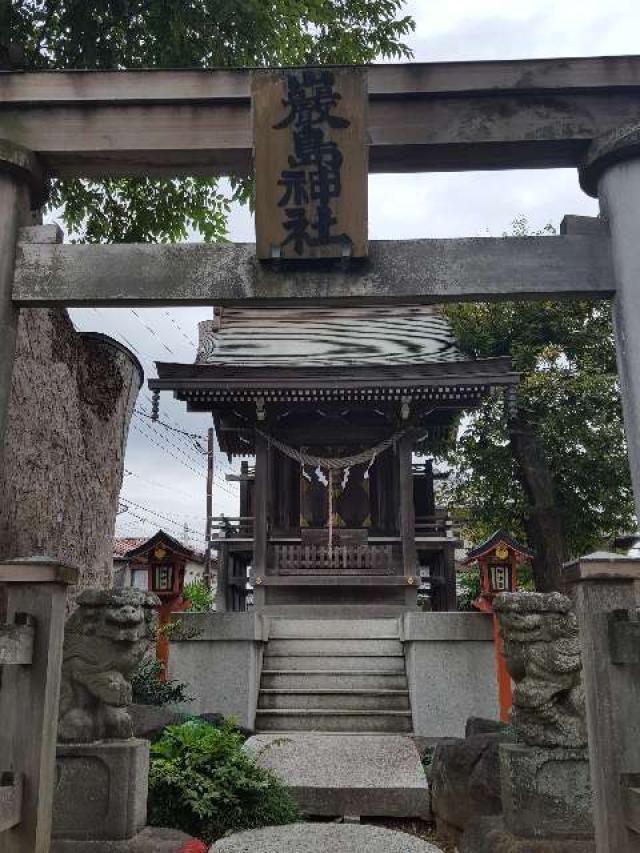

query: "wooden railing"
left=274, top=543, right=395, bottom=576
left=210, top=515, right=254, bottom=539
left=414, top=512, right=458, bottom=538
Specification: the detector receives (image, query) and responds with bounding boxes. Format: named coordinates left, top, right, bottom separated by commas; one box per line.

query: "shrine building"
left=151, top=304, right=517, bottom=616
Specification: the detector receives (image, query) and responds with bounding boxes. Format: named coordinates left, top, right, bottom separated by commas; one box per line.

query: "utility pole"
left=204, top=427, right=214, bottom=588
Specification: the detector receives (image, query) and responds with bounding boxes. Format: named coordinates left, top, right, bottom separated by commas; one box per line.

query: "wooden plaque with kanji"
left=253, top=67, right=368, bottom=260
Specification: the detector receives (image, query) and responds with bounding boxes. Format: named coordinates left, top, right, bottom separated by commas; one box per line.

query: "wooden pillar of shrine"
left=253, top=431, right=269, bottom=607
left=398, top=433, right=418, bottom=606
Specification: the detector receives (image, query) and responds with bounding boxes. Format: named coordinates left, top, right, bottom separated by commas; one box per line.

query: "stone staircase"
left=256, top=618, right=412, bottom=733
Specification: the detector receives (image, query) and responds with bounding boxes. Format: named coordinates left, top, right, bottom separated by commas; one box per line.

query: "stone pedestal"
left=52, top=739, right=149, bottom=846
left=500, top=742, right=593, bottom=840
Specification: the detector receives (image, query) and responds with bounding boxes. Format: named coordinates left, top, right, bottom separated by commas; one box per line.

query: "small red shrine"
left=462, top=529, right=535, bottom=721
left=115, top=530, right=197, bottom=675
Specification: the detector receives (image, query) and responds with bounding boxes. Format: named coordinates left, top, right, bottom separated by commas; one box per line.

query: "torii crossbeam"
left=1, top=55, right=640, bottom=521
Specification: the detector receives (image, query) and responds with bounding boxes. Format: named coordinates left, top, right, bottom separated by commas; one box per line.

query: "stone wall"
left=402, top=612, right=499, bottom=738
left=0, top=308, right=142, bottom=605
left=168, top=612, right=266, bottom=730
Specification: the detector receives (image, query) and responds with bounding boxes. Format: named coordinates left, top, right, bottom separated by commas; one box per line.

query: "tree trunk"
left=508, top=415, right=568, bottom=591
left=0, top=308, right=142, bottom=608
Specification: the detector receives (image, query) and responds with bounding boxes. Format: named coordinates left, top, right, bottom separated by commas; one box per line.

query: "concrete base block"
left=500, top=743, right=593, bottom=840
left=53, top=739, right=149, bottom=842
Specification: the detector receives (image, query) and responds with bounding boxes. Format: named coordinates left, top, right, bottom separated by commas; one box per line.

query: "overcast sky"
left=64, top=0, right=638, bottom=549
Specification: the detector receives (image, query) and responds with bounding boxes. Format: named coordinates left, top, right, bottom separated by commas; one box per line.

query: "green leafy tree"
left=441, top=218, right=633, bottom=591
left=183, top=578, right=215, bottom=612
left=7, top=0, right=414, bottom=242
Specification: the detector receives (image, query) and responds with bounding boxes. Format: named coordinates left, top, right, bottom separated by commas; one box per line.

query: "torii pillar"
left=581, top=127, right=640, bottom=524
left=0, top=141, right=47, bottom=460
left=579, top=133, right=640, bottom=853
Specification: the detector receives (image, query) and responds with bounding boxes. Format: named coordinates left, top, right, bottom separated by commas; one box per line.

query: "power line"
left=130, top=420, right=205, bottom=476
left=130, top=308, right=175, bottom=355
left=163, top=310, right=197, bottom=348
left=132, top=412, right=206, bottom=468
left=119, top=497, right=207, bottom=543
left=134, top=407, right=208, bottom=454
left=119, top=508, right=206, bottom=546
left=128, top=420, right=239, bottom=497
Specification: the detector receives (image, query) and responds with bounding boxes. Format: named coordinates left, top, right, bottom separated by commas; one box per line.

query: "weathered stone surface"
left=494, top=592, right=586, bottom=749
left=500, top=743, right=593, bottom=840
left=430, top=728, right=513, bottom=842
left=0, top=308, right=142, bottom=607
left=59, top=589, right=159, bottom=743
left=213, top=822, right=443, bottom=852
left=460, top=816, right=596, bottom=853
left=53, top=739, right=149, bottom=841
left=52, top=825, right=196, bottom=852
left=244, top=733, right=430, bottom=819
left=14, top=234, right=614, bottom=308
left=465, top=716, right=508, bottom=737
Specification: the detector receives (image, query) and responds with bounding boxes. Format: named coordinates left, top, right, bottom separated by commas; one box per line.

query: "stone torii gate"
left=3, top=56, right=640, bottom=520
left=2, top=55, right=640, bottom=852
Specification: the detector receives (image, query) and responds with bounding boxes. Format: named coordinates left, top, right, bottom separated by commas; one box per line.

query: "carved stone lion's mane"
left=58, top=588, right=159, bottom=743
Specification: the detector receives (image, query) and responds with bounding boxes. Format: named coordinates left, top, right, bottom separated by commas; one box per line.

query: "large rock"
left=430, top=725, right=513, bottom=844
left=459, top=816, right=595, bottom=853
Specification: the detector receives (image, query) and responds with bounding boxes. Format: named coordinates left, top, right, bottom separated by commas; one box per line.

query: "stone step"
left=215, top=823, right=441, bottom=852
left=243, top=734, right=430, bottom=820
left=258, top=689, right=411, bottom=711
left=262, top=654, right=406, bottom=672
left=268, top=618, right=400, bottom=640
left=265, top=638, right=404, bottom=657
left=261, top=670, right=409, bottom=690
left=255, top=709, right=413, bottom=733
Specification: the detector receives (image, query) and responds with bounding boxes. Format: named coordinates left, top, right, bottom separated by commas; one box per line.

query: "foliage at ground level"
left=148, top=719, right=301, bottom=843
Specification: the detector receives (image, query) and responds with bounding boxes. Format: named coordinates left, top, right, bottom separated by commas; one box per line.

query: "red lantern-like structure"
left=121, top=531, right=195, bottom=678
left=462, top=529, right=534, bottom=722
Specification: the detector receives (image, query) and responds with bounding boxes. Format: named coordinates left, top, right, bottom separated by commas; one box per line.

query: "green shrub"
left=131, top=656, right=192, bottom=707
left=420, top=745, right=434, bottom=775
left=457, top=569, right=481, bottom=611
left=183, top=579, right=215, bottom=612
left=148, top=719, right=301, bottom=842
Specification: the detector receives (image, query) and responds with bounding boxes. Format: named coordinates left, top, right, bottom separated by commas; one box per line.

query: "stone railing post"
left=0, top=557, right=78, bottom=853
left=0, top=142, right=47, bottom=463
left=564, top=553, right=640, bottom=853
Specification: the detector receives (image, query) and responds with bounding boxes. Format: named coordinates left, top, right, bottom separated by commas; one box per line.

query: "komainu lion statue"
left=493, top=591, right=587, bottom=748
left=58, top=588, right=159, bottom=743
